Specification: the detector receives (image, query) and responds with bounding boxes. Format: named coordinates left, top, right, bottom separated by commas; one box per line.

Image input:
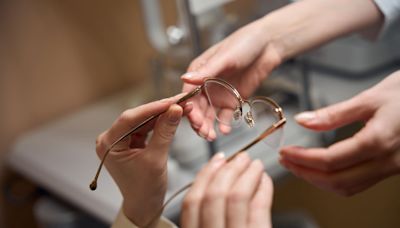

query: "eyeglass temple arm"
left=89, top=86, right=203, bottom=191
left=228, top=117, right=286, bottom=162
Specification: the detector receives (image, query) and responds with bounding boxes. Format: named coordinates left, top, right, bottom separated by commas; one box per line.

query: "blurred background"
left=1, top=0, right=400, bottom=228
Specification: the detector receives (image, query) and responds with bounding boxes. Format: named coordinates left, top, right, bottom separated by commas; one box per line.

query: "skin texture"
left=181, top=0, right=383, bottom=141
left=100, top=96, right=274, bottom=228
left=103, top=0, right=395, bottom=227
left=280, top=71, right=400, bottom=196
left=181, top=0, right=397, bottom=197
left=181, top=153, right=273, bottom=228
left=96, top=94, right=188, bottom=227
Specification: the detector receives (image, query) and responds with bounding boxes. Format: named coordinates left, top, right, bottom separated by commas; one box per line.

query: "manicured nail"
left=212, top=152, right=225, bottom=161
left=211, top=152, right=225, bottom=167
left=294, top=111, right=316, bottom=123
left=198, top=131, right=207, bottom=139
left=181, top=72, right=201, bottom=80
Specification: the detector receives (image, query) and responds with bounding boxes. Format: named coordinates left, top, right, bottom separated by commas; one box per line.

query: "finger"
left=181, top=153, right=226, bottom=228
left=235, top=48, right=279, bottom=98
left=181, top=44, right=222, bottom=84
left=294, top=93, right=374, bottom=131
left=280, top=124, right=381, bottom=172
left=280, top=152, right=398, bottom=196
left=248, top=173, right=273, bottom=228
left=147, top=104, right=183, bottom=155
left=226, top=160, right=264, bottom=228
left=204, top=106, right=217, bottom=141
left=201, top=153, right=252, bottom=228
left=187, top=95, right=211, bottom=136
left=218, top=109, right=234, bottom=134
left=104, top=93, right=186, bottom=145
left=183, top=102, right=194, bottom=115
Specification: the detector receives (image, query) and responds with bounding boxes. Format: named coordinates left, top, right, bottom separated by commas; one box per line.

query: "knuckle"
left=183, top=193, right=201, bottom=210
left=357, top=124, right=392, bottom=153
left=117, top=110, right=132, bottom=124
left=227, top=190, right=248, bottom=205
left=188, top=58, right=205, bottom=72
left=204, top=187, right=225, bottom=203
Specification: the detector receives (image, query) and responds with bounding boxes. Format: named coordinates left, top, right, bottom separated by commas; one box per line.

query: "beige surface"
left=0, top=1, right=154, bottom=227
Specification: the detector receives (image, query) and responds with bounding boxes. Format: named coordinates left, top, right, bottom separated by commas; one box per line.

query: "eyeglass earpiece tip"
left=89, top=181, right=97, bottom=191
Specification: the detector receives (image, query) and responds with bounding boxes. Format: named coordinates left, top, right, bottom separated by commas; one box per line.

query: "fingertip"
left=294, top=111, right=316, bottom=124
left=280, top=145, right=304, bottom=156
left=181, top=72, right=206, bottom=84
left=183, top=102, right=194, bottom=115
left=166, top=104, right=183, bottom=124
left=219, top=124, right=232, bottom=135
left=207, top=128, right=217, bottom=141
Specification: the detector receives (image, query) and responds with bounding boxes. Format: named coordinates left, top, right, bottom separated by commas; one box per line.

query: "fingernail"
left=168, top=106, right=181, bottom=124
left=234, top=153, right=249, bottom=163
left=211, top=152, right=225, bottom=166
left=212, top=152, right=225, bottom=161
left=294, top=111, right=316, bottom=123
left=185, top=101, right=194, bottom=107
left=181, top=72, right=201, bottom=80
left=198, top=131, right=207, bottom=139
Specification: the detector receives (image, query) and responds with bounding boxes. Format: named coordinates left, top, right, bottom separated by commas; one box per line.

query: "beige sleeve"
left=111, top=209, right=178, bottom=228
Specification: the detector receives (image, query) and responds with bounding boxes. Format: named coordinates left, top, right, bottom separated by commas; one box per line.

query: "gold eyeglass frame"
left=89, top=78, right=286, bottom=226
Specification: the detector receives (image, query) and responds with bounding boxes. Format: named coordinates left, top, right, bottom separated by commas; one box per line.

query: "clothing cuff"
left=112, top=209, right=177, bottom=228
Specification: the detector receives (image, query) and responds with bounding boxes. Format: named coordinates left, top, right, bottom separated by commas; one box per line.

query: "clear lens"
left=203, top=80, right=242, bottom=131
left=249, top=98, right=284, bottom=151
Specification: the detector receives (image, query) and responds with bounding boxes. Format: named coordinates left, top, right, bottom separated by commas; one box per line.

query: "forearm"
left=261, top=0, right=384, bottom=60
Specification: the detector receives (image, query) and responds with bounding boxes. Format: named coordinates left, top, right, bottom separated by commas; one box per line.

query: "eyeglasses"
left=89, top=78, right=286, bottom=226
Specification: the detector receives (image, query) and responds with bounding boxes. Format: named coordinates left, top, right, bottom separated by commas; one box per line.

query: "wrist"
left=258, top=0, right=383, bottom=61
left=122, top=196, right=163, bottom=227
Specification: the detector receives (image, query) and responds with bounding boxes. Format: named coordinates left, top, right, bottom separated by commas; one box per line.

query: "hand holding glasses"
left=90, top=78, right=286, bottom=227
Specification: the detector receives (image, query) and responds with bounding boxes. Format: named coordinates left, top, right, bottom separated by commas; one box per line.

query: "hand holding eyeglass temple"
left=91, top=78, right=286, bottom=227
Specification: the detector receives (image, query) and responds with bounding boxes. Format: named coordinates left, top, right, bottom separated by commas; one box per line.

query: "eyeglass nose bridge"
left=242, top=101, right=255, bottom=128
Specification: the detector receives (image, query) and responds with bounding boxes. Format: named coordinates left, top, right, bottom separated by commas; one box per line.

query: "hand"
left=95, top=94, right=189, bottom=227
left=180, top=0, right=382, bottom=141
left=181, top=153, right=273, bottom=228
left=280, top=71, right=400, bottom=196
left=181, top=18, right=283, bottom=140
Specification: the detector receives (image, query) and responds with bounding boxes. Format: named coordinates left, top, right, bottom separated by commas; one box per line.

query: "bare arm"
left=182, top=0, right=384, bottom=141
left=263, top=0, right=384, bottom=61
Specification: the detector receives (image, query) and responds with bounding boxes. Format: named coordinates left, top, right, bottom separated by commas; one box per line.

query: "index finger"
left=280, top=127, right=378, bottom=172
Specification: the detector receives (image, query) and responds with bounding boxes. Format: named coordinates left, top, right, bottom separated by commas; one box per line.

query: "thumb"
left=294, top=94, right=374, bottom=131
left=148, top=104, right=183, bottom=152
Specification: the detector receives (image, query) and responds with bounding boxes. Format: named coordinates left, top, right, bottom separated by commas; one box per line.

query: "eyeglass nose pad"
left=245, top=111, right=255, bottom=128
left=233, top=107, right=242, bottom=121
